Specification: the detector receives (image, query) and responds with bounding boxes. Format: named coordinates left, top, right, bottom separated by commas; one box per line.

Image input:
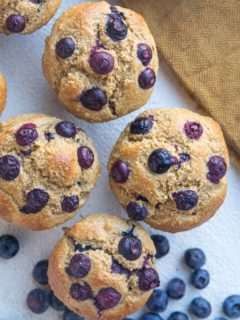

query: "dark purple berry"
left=0, top=234, right=19, bottom=259
left=138, top=268, right=160, bottom=292
left=184, top=248, right=206, bottom=270
left=172, top=190, right=198, bottom=211
left=223, top=295, right=240, bottom=318
left=89, top=51, right=114, bottom=75
left=191, top=269, right=210, bottom=289
left=139, top=68, right=156, bottom=89
left=168, top=312, right=189, bottom=320
left=207, top=155, right=227, bottom=184
left=130, top=116, right=153, bottom=135
left=137, top=43, right=153, bottom=66
left=126, top=202, right=148, bottom=221
left=5, top=14, right=26, bottom=33
left=63, top=309, right=84, bottom=320
left=118, top=235, right=142, bottom=261
left=61, top=195, right=79, bottom=213
left=151, top=235, right=170, bottom=259
left=70, top=283, right=92, bottom=301
left=179, top=153, right=190, bottom=164
left=55, top=121, right=77, bottom=138
left=147, top=289, right=169, bottom=313
left=111, top=160, right=129, bottom=183
left=190, top=297, right=212, bottom=318
left=0, top=155, right=20, bottom=181
left=111, top=259, right=131, bottom=278
left=106, top=8, right=128, bottom=42
left=21, top=150, right=32, bottom=157
left=148, top=148, right=173, bottom=174
left=95, top=287, right=121, bottom=310
left=16, top=123, right=38, bottom=146
left=21, top=189, right=49, bottom=214
left=44, top=132, right=54, bottom=141
left=67, top=253, right=91, bottom=278
left=184, top=121, right=203, bottom=140
left=26, top=289, right=49, bottom=314
left=167, top=278, right=186, bottom=299
left=32, top=260, right=49, bottom=285
left=140, top=313, right=163, bottom=320
left=56, top=37, right=76, bottom=59
left=49, top=291, right=66, bottom=311
left=80, top=87, right=107, bottom=111
left=77, top=146, right=94, bottom=169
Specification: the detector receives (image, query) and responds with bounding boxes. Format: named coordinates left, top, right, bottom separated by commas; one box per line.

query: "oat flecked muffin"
left=0, top=73, right=7, bottom=114
left=0, top=0, right=61, bottom=35
left=108, top=108, right=229, bottom=233
left=48, top=214, right=160, bottom=320
left=0, top=114, right=100, bottom=231
left=42, top=1, right=159, bottom=122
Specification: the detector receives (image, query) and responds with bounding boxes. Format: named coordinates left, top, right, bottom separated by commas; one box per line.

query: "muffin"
left=108, top=108, right=229, bottom=233
left=0, top=0, right=61, bottom=35
left=48, top=214, right=160, bottom=320
left=0, top=114, right=100, bottom=231
left=42, top=1, right=158, bottom=123
left=0, top=73, right=7, bottom=114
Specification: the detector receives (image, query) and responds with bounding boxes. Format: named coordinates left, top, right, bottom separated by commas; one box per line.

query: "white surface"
left=0, top=1, right=239, bottom=319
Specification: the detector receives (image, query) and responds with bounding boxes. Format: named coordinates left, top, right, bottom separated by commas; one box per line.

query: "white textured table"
left=0, top=1, right=239, bottom=319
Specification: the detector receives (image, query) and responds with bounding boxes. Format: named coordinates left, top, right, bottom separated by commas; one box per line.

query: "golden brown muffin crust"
left=0, top=73, right=6, bottom=115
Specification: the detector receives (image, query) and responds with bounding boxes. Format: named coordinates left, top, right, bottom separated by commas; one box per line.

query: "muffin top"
left=108, top=108, right=229, bottom=233
left=0, top=73, right=6, bottom=115
left=43, top=1, right=158, bottom=122
left=48, top=213, right=159, bottom=320
left=0, top=0, right=61, bottom=35
left=0, top=114, right=100, bottom=230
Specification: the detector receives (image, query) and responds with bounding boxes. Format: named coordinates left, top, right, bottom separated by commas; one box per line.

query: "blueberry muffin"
left=0, top=0, right=61, bottom=35
left=0, top=114, right=100, bottom=231
left=0, top=73, right=6, bottom=114
left=48, top=214, right=160, bottom=320
left=108, top=108, right=229, bottom=233
left=42, top=1, right=158, bottom=123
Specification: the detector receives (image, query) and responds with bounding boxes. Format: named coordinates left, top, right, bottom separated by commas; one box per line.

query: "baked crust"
left=0, top=73, right=6, bottom=114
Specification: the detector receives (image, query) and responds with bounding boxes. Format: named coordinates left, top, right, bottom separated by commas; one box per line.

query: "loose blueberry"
left=151, top=234, right=170, bottom=259
left=66, top=253, right=91, bottom=278
left=111, top=160, right=129, bottom=183
left=147, top=289, right=168, bottom=313
left=77, top=146, right=94, bottom=169
left=0, top=155, right=20, bottom=181
left=80, top=87, right=107, bottom=111
left=184, top=121, right=203, bottom=140
left=95, top=287, right=121, bottom=310
left=89, top=51, right=114, bottom=75
left=139, top=68, right=156, bottom=89
left=167, top=278, right=186, bottom=300
left=215, top=318, right=227, bottom=320
left=63, top=309, right=84, bottom=320
left=190, top=297, right=212, bottom=318
left=148, top=148, right=173, bottom=174
left=126, top=202, right=148, bottom=221
left=70, top=283, right=92, bottom=301
left=49, top=291, right=66, bottom=311
left=55, top=121, right=77, bottom=138
left=130, top=117, right=153, bottom=135
left=106, top=8, right=128, bottom=42
left=6, top=14, right=26, bottom=33
left=61, top=195, right=79, bottom=213
left=21, top=189, right=49, bottom=214
left=223, top=295, right=240, bottom=318
left=56, top=37, right=76, bottom=59
left=184, top=248, right=206, bottom=270
left=0, top=234, right=19, bottom=259
left=32, top=260, right=49, bottom=285
left=172, top=190, right=198, bottom=211
left=191, top=269, right=210, bottom=289
left=26, top=288, right=49, bottom=314
left=138, top=268, right=160, bottom=292
left=207, top=156, right=227, bottom=184
left=140, top=312, right=163, bottom=320
left=137, top=43, right=153, bottom=66
left=16, top=123, right=38, bottom=146
left=168, top=312, right=189, bottom=320
left=118, top=235, right=142, bottom=261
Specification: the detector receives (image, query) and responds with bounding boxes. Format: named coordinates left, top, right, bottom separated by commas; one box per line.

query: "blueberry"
left=26, top=288, right=49, bottom=314
left=95, top=287, right=121, bottom=310
left=56, top=37, right=76, bottom=59
left=168, top=312, right=189, bottom=320
left=0, top=155, right=20, bottom=181
left=207, top=156, right=227, bottom=184
left=111, top=160, right=130, bottom=183
left=138, top=68, right=156, bottom=89
left=63, top=309, right=84, bottom=320
left=147, top=289, right=168, bottom=313
left=118, top=235, right=142, bottom=261
left=191, top=269, right=210, bottom=289
left=80, top=87, right=107, bottom=111
left=167, top=278, right=186, bottom=299
left=66, top=253, right=91, bottom=278
left=77, top=146, right=94, bottom=169
left=126, top=202, right=148, bottom=221
left=106, top=7, right=128, bottom=42
left=179, top=153, right=190, bottom=164
left=151, top=234, right=170, bottom=259
left=122, top=318, right=134, bottom=320
left=137, top=43, right=153, bottom=66
left=49, top=291, right=66, bottom=311
left=16, top=123, right=38, bottom=146
left=29, top=0, right=42, bottom=3
left=214, top=318, right=227, bottom=320
left=0, top=234, right=19, bottom=259
left=172, top=190, right=198, bottom=211
left=55, top=121, right=77, bottom=138
left=184, top=121, right=203, bottom=140
left=61, top=195, right=79, bottom=213
left=190, top=297, right=212, bottom=318
left=148, top=148, right=173, bottom=174
left=20, top=189, right=49, bottom=214
left=32, top=260, right=49, bottom=285
left=89, top=51, right=114, bottom=75
left=138, top=268, right=160, bottom=292
left=44, top=132, right=54, bottom=141
left=111, top=259, right=131, bottom=278
left=223, top=295, right=240, bottom=318
left=70, top=282, right=92, bottom=301
left=5, top=14, right=26, bottom=33
left=184, top=248, right=206, bottom=270
left=130, top=117, right=153, bottom=135
left=140, top=312, right=163, bottom=320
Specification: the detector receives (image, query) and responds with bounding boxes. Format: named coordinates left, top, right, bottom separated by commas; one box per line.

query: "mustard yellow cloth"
left=121, top=0, right=240, bottom=157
